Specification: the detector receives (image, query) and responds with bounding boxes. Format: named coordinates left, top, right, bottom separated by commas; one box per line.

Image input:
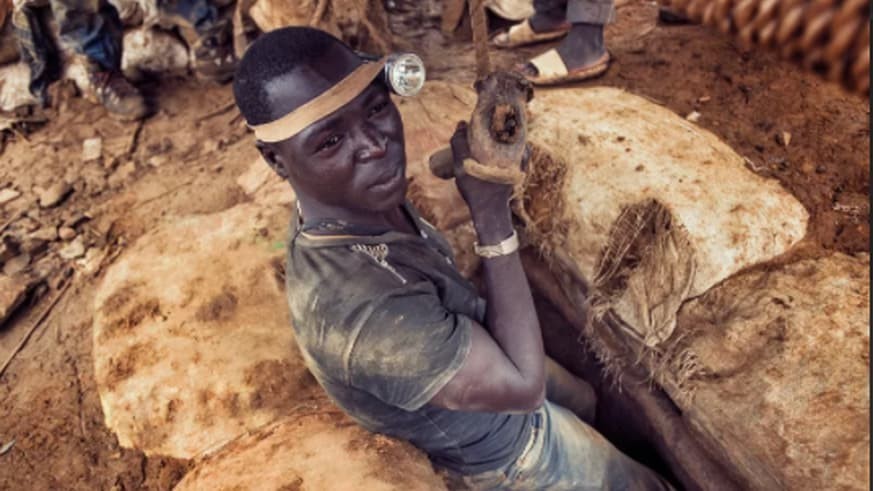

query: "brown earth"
left=0, top=0, right=867, bottom=489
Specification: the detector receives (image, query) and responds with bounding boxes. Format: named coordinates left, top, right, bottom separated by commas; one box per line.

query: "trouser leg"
left=12, top=2, right=61, bottom=99
left=157, top=0, right=218, bottom=36
left=533, top=0, right=567, bottom=18
left=566, top=0, right=615, bottom=25
left=49, top=0, right=123, bottom=71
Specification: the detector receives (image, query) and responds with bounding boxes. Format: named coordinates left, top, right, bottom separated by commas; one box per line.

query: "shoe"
left=192, top=20, right=238, bottom=83
left=88, top=70, right=150, bottom=121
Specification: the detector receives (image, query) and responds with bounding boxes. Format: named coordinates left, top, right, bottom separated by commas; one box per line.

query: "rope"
left=659, top=0, right=870, bottom=94
left=468, top=0, right=492, bottom=77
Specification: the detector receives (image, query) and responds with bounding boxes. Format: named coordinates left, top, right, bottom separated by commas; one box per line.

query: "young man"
left=233, top=26, right=672, bottom=490
left=12, top=0, right=236, bottom=120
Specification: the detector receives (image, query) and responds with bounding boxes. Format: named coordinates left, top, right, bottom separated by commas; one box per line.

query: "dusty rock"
left=38, top=182, right=73, bottom=208
left=0, top=274, right=31, bottom=327
left=64, top=212, right=90, bottom=229
left=685, top=110, right=701, bottom=122
left=147, top=155, right=167, bottom=167
left=80, top=247, right=107, bottom=276
left=697, top=95, right=711, bottom=103
left=0, top=188, right=20, bottom=206
left=29, top=226, right=58, bottom=242
left=82, top=137, right=103, bottom=162
left=58, top=237, right=86, bottom=260
left=3, top=254, right=30, bottom=276
left=58, top=227, right=77, bottom=241
left=776, top=131, right=792, bottom=147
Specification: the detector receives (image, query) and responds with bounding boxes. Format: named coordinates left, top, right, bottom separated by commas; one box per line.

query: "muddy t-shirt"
left=285, top=202, right=532, bottom=475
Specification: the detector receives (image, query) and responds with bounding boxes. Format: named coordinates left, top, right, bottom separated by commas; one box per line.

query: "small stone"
left=685, top=111, right=701, bottom=123
left=697, top=95, right=711, bottom=103
left=29, top=226, right=58, bottom=242
left=0, top=188, right=21, bottom=206
left=775, top=131, right=792, bottom=147
left=38, top=182, right=73, bottom=208
left=148, top=155, right=168, bottom=167
left=59, top=237, right=86, bottom=260
left=800, top=161, right=815, bottom=174
left=82, top=137, right=103, bottom=162
left=58, top=227, right=77, bottom=241
left=203, top=140, right=220, bottom=153
left=0, top=274, right=33, bottom=326
left=815, top=164, right=827, bottom=174
left=80, top=247, right=108, bottom=275
left=3, top=254, right=31, bottom=275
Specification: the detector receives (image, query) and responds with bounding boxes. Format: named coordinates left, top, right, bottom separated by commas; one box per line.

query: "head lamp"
left=359, top=52, right=426, bottom=97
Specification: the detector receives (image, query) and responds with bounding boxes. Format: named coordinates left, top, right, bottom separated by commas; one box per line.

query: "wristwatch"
left=474, top=230, right=519, bottom=258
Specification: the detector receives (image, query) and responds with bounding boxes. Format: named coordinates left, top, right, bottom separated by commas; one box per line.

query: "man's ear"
left=255, top=141, right=289, bottom=179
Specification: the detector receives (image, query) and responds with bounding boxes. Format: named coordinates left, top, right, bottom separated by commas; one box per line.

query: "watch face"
left=387, top=53, right=426, bottom=96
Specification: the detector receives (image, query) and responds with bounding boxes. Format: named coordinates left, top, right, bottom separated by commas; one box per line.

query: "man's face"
left=260, top=45, right=407, bottom=213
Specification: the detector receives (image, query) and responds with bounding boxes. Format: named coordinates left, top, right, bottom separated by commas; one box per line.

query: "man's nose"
left=355, top=123, right=388, bottom=162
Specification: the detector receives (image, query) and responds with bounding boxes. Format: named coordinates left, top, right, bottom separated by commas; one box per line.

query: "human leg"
left=12, top=2, right=61, bottom=102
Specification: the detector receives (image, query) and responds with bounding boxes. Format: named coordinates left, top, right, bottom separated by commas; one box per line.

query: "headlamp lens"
left=386, top=53, right=426, bottom=97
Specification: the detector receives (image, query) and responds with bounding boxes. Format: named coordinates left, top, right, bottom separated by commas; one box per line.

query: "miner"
left=233, top=26, right=672, bottom=489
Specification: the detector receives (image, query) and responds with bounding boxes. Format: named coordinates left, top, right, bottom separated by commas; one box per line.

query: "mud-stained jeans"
left=459, top=402, right=674, bottom=490
left=12, top=0, right=219, bottom=97
left=534, top=0, right=615, bottom=25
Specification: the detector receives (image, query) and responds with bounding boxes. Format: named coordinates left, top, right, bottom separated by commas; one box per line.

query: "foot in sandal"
left=516, top=23, right=611, bottom=85
left=492, top=11, right=571, bottom=49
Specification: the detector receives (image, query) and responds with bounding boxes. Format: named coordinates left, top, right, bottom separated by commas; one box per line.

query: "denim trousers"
left=534, top=0, right=615, bottom=25
left=460, top=402, right=674, bottom=490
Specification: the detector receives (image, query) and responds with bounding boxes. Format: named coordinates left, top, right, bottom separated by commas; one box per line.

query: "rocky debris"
left=29, top=226, right=58, bottom=242
left=0, top=188, right=21, bottom=206
left=58, top=227, right=77, bottom=241
left=0, top=274, right=33, bottom=327
left=82, top=137, right=103, bottom=162
left=58, top=237, right=86, bottom=260
left=775, top=131, right=792, bottom=147
left=37, top=182, right=73, bottom=208
left=3, top=253, right=30, bottom=276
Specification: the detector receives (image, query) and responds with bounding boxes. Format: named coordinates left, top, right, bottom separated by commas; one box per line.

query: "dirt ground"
left=0, top=0, right=867, bottom=489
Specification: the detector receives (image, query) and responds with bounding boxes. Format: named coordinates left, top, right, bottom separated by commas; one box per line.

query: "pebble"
left=148, top=155, right=168, bottom=167
left=0, top=188, right=21, bottom=206
left=38, top=182, right=73, bottom=208
left=685, top=111, right=701, bottom=123
left=58, top=227, right=77, bottom=241
left=59, top=237, right=86, bottom=260
left=0, top=275, right=32, bottom=326
left=775, top=131, right=792, bottom=147
left=29, top=226, right=58, bottom=242
left=3, top=253, right=31, bottom=275
left=82, top=137, right=103, bottom=162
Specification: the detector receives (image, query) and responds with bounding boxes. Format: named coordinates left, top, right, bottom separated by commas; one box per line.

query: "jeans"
left=460, top=402, right=673, bottom=490
left=534, top=0, right=615, bottom=25
left=12, top=0, right=218, bottom=96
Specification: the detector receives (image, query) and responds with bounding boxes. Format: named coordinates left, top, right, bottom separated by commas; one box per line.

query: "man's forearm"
left=473, top=207, right=546, bottom=397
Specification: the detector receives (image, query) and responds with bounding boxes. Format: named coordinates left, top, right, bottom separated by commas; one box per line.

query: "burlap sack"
left=93, top=203, right=311, bottom=459
left=523, top=87, right=808, bottom=347
left=174, top=396, right=448, bottom=491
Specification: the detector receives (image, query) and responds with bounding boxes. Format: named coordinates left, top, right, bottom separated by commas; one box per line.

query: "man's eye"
left=317, top=135, right=342, bottom=152
left=368, top=101, right=388, bottom=118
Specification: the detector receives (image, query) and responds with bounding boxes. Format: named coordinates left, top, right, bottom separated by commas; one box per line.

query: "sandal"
left=522, top=48, right=611, bottom=85
left=492, top=19, right=571, bottom=49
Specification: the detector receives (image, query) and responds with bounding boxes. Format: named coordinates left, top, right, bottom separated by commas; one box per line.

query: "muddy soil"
left=0, top=0, right=867, bottom=489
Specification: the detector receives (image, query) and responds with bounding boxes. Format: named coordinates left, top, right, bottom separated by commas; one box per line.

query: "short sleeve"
left=346, top=282, right=473, bottom=412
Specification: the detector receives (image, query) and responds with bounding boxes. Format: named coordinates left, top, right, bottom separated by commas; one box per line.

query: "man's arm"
left=429, top=123, right=546, bottom=413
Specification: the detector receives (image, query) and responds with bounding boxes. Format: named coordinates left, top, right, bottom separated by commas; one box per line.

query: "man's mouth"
left=368, top=163, right=404, bottom=191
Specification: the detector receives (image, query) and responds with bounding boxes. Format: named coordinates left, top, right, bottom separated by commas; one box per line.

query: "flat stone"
left=29, top=226, right=58, bottom=242
left=38, top=182, right=73, bottom=208
left=3, top=254, right=31, bottom=276
left=0, top=274, right=32, bottom=327
left=58, top=227, right=77, bottom=241
left=58, top=237, right=86, bottom=260
left=82, top=137, right=103, bottom=162
left=0, top=188, right=21, bottom=206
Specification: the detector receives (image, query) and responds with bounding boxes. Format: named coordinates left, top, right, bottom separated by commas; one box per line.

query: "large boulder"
left=174, top=394, right=448, bottom=491
left=677, top=253, right=869, bottom=490
left=92, top=203, right=312, bottom=459
left=523, top=87, right=808, bottom=346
